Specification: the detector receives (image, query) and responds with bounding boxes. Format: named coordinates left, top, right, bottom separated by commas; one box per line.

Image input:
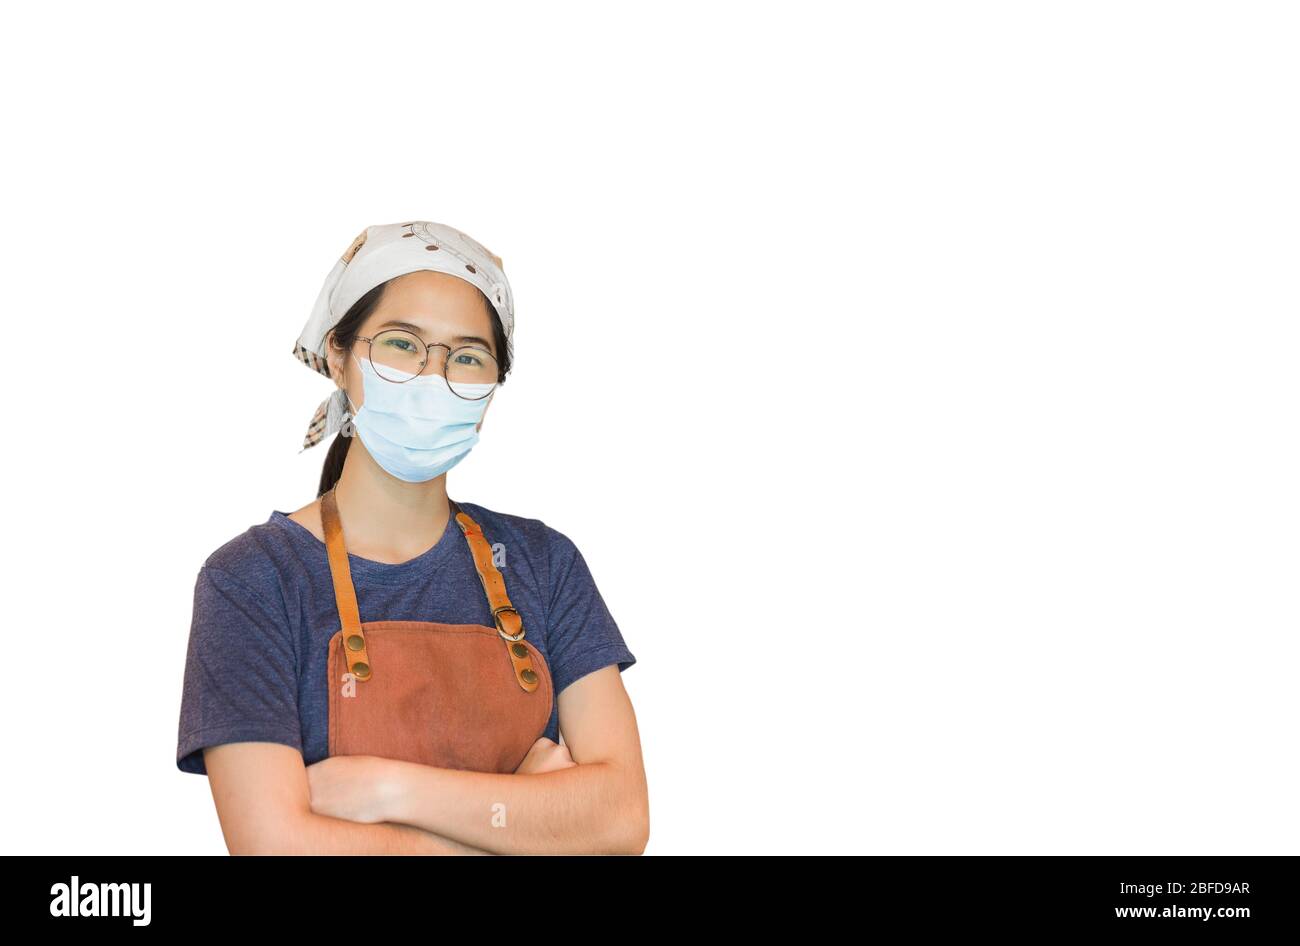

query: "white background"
left=1, top=1, right=1296, bottom=855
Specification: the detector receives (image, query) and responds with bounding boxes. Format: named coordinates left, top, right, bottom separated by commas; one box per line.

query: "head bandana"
left=293, top=220, right=514, bottom=451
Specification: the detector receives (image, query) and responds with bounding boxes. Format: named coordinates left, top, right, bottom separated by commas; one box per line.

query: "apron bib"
left=320, top=485, right=554, bottom=774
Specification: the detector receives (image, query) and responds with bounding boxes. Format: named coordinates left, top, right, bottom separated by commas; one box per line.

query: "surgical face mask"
left=345, top=352, right=494, bottom=483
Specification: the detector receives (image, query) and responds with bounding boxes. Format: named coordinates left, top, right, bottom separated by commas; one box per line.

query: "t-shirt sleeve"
left=544, top=528, right=637, bottom=696
left=176, top=564, right=303, bottom=775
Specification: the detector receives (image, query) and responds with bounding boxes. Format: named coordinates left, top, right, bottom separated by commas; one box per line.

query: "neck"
left=331, top=453, right=452, bottom=562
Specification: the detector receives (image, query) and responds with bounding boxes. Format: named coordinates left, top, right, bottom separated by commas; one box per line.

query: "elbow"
left=608, top=794, right=650, bottom=855
left=222, top=813, right=314, bottom=856
left=226, top=831, right=292, bottom=856
left=224, top=832, right=270, bottom=856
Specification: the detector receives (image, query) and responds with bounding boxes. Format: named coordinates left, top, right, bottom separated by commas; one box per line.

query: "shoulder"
left=197, top=512, right=304, bottom=595
left=452, top=500, right=584, bottom=566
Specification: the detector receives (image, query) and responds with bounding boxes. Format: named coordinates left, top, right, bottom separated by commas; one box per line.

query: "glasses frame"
left=355, top=330, right=499, bottom=401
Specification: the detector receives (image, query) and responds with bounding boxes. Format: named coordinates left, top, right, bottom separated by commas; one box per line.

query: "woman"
left=176, top=220, right=648, bottom=855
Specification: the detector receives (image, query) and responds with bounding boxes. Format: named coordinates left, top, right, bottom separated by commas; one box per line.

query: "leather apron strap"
left=319, top=486, right=543, bottom=693
left=451, top=504, right=543, bottom=693
left=320, top=486, right=371, bottom=680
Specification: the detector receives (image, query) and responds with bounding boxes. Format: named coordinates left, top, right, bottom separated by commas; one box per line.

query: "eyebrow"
left=377, top=320, right=494, bottom=350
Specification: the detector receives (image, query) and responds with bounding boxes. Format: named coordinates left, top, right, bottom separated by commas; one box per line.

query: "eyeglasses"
left=355, top=329, right=499, bottom=400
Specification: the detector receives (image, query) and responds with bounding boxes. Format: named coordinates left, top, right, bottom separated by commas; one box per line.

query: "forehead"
left=382, top=269, right=484, bottom=308
left=373, top=271, right=491, bottom=325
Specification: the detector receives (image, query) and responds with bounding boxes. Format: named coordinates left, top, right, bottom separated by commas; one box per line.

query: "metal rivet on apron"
left=353, top=662, right=370, bottom=678
left=521, top=668, right=537, bottom=685
left=347, top=634, right=365, bottom=651
left=511, top=642, right=528, bottom=659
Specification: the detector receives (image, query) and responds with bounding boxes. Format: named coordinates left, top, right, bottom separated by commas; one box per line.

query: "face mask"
left=345, top=352, right=494, bottom=483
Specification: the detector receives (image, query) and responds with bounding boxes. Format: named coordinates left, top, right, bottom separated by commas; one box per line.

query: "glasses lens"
left=369, top=330, right=427, bottom=382
left=446, top=346, right=499, bottom=399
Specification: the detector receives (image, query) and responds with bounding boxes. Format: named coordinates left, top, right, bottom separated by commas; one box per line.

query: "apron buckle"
left=493, top=605, right=525, bottom=641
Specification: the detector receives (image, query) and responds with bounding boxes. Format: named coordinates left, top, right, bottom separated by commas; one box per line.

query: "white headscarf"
left=293, top=220, right=514, bottom=451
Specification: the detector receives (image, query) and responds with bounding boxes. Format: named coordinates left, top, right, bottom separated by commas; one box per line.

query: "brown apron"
left=320, top=485, right=554, bottom=774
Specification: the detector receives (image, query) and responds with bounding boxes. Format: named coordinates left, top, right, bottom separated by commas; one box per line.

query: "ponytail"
left=317, top=431, right=351, bottom=498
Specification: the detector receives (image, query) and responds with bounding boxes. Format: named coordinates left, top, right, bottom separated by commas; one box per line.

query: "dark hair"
left=316, top=277, right=513, bottom=497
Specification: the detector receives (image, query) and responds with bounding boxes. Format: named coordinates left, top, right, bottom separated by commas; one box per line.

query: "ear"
left=325, top=330, right=347, bottom=387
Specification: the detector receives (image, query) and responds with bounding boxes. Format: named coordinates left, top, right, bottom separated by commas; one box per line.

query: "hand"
left=514, top=736, right=577, bottom=775
left=305, top=755, right=398, bottom=824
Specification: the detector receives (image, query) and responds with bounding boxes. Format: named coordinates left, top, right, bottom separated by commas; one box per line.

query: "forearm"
left=380, top=759, right=641, bottom=855
left=239, top=811, right=494, bottom=855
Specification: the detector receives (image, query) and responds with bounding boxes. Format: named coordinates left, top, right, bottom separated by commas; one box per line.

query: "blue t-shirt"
left=176, top=500, right=636, bottom=775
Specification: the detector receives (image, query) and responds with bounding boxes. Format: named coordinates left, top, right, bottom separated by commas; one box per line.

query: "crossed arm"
left=204, top=665, right=647, bottom=855
left=204, top=741, right=494, bottom=854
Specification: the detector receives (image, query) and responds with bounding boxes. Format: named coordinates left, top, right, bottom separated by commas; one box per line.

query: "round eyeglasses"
left=356, top=329, right=499, bottom=400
